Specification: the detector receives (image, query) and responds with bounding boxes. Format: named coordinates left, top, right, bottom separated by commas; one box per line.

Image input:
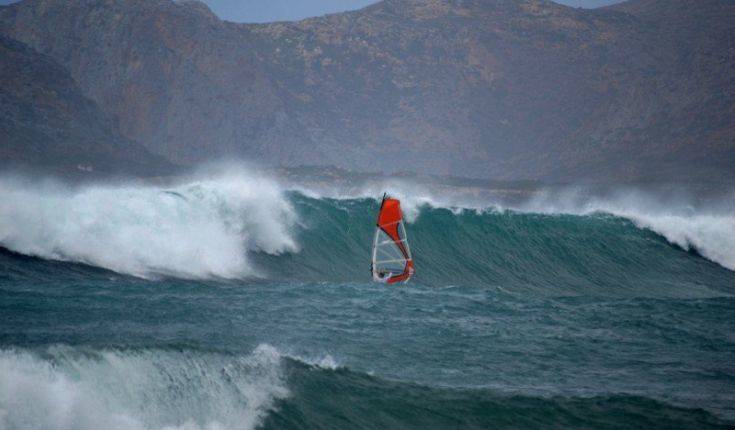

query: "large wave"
left=290, top=179, right=735, bottom=273
left=520, top=189, right=735, bottom=272
left=0, top=345, right=290, bottom=430
left=0, top=170, right=733, bottom=283
left=0, top=345, right=728, bottom=430
left=0, top=172, right=298, bottom=279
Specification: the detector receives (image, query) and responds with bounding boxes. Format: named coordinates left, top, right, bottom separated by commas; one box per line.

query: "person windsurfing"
left=371, top=194, right=414, bottom=284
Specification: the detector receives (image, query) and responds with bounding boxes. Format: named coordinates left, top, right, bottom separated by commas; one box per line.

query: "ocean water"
left=1, top=172, right=734, bottom=430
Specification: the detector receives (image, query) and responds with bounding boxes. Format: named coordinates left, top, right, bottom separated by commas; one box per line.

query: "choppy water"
left=1, top=172, right=734, bottom=429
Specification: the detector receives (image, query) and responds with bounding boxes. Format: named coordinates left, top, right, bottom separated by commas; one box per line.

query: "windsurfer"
left=371, top=194, right=414, bottom=284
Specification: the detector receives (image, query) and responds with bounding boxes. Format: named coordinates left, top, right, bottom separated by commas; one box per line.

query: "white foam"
left=2, top=169, right=732, bottom=275
left=521, top=189, right=735, bottom=271
left=0, top=345, right=289, bottom=430
left=290, top=179, right=735, bottom=272
left=626, top=212, right=734, bottom=270
left=286, top=178, right=483, bottom=222
left=0, top=170, right=298, bottom=279
left=285, top=352, right=340, bottom=370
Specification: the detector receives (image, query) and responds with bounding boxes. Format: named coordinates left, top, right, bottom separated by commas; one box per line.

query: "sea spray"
left=0, top=172, right=733, bottom=283
left=0, top=345, right=290, bottom=430
left=0, top=172, right=298, bottom=279
left=289, top=180, right=735, bottom=273
left=1, top=228, right=734, bottom=429
left=0, top=174, right=733, bottom=429
left=522, top=188, right=735, bottom=271
left=3, top=343, right=730, bottom=430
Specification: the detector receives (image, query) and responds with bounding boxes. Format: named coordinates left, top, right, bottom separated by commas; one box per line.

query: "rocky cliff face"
left=1, top=0, right=733, bottom=182
left=0, top=32, right=173, bottom=177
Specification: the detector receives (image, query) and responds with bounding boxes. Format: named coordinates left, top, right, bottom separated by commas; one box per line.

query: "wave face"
left=0, top=173, right=297, bottom=279
left=0, top=345, right=730, bottom=430
left=248, top=193, right=734, bottom=297
left=1, top=172, right=734, bottom=429
left=519, top=189, right=735, bottom=273
left=0, top=345, right=288, bottom=430
left=0, top=174, right=733, bottom=291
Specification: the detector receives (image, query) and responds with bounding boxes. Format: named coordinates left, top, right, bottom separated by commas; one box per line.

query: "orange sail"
left=372, top=195, right=414, bottom=284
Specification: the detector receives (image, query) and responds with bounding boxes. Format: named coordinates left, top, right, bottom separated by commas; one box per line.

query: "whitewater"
left=0, top=171, right=733, bottom=278
left=1, top=169, right=734, bottom=429
left=0, top=172, right=298, bottom=279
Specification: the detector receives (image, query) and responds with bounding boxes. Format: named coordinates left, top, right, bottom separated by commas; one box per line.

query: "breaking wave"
left=0, top=171, right=732, bottom=283
left=1, top=171, right=732, bottom=430
left=0, top=345, right=729, bottom=430
left=0, top=344, right=290, bottom=430
left=0, top=172, right=298, bottom=279
left=291, top=180, right=735, bottom=273
left=520, top=189, right=735, bottom=272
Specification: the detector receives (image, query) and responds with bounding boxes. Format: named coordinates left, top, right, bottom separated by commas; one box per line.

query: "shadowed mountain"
left=0, top=0, right=733, bottom=182
left=0, top=32, right=174, bottom=177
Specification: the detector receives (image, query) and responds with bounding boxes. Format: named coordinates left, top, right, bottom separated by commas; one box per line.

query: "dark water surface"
left=1, top=193, right=734, bottom=429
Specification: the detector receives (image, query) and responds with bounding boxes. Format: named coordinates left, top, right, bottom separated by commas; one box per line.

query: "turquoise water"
left=1, top=183, right=734, bottom=429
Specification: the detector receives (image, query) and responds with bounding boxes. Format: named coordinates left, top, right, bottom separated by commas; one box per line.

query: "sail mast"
left=371, top=195, right=414, bottom=284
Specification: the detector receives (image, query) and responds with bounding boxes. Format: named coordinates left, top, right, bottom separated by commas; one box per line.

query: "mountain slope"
left=0, top=0, right=732, bottom=182
left=0, top=32, right=174, bottom=177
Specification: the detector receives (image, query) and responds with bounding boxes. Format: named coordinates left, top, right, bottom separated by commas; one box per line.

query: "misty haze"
left=0, top=1, right=734, bottom=429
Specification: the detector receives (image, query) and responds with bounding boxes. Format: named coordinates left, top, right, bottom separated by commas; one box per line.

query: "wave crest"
left=293, top=180, right=735, bottom=272
left=0, top=172, right=298, bottom=279
left=0, top=344, right=289, bottom=430
left=522, top=189, right=735, bottom=271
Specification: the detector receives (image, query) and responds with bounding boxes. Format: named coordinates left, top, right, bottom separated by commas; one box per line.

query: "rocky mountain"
left=0, top=0, right=733, bottom=182
left=0, top=31, right=173, bottom=177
